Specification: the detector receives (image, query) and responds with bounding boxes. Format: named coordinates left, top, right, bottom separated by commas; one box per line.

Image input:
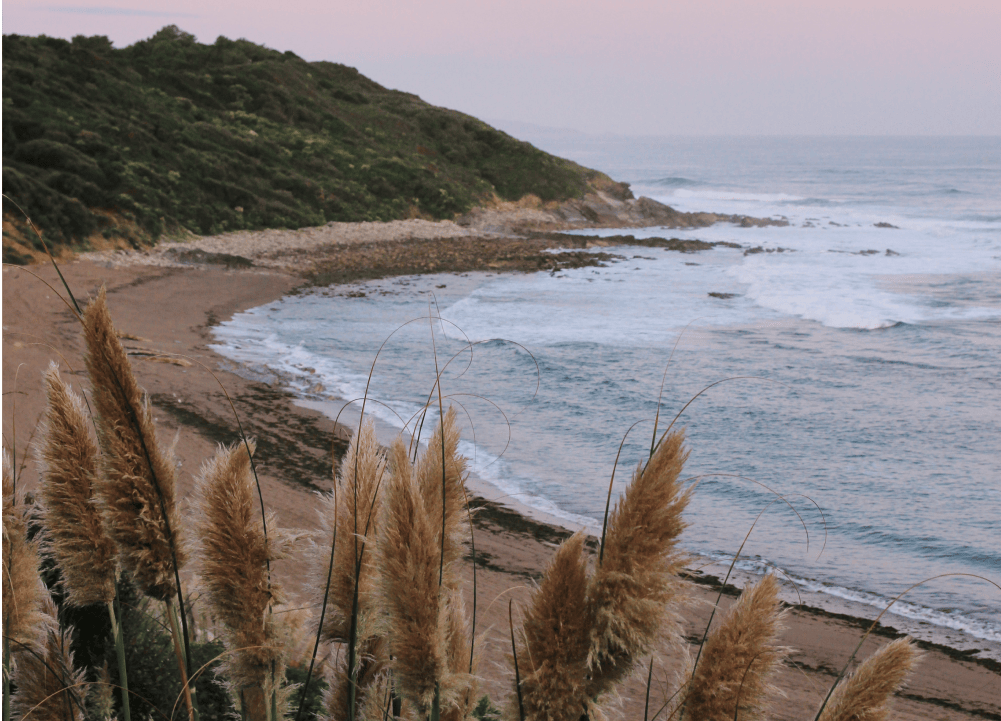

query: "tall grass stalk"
left=586, top=430, right=691, bottom=701
left=35, top=364, right=134, bottom=721
left=674, top=575, right=787, bottom=721
left=81, top=288, right=199, bottom=719
left=307, top=421, right=387, bottom=719
left=3, top=450, right=50, bottom=714
left=816, top=638, right=919, bottom=721
left=516, top=531, right=591, bottom=721
left=36, top=364, right=118, bottom=608
left=106, top=596, right=132, bottom=721
left=376, top=411, right=475, bottom=719
left=193, top=441, right=292, bottom=721
left=166, top=600, right=196, bottom=721
left=643, top=657, right=655, bottom=721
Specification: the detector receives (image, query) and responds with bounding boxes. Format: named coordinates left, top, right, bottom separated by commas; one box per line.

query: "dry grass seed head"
left=3, top=449, right=49, bottom=653
left=677, top=574, right=788, bottom=721
left=11, top=619, right=86, bottom=721
left=586, top=429, right=691, bottom=696
left=415, top=406, right=469, bottom=591
left=36, top=364, right=118, bottom=607
left=518, top=531, right=593, bottom=721
left=817, top=637, right=921, bottom=721
left=83, top=287, right=183, bottom=601
left=312, top=420, right=387, bottom=644
left=377, top=437, right=452, bottom=713
left=193, top=440, right=290, bottom=696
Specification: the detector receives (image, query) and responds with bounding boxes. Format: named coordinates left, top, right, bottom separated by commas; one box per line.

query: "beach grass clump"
left=586, top=430, right=692, bottom=697
left=674, top=574, right=788, bottom=721
left=82, top=287, right=185, bottom=602
left=313, top=420, right=387, bottom=644
left=3, top=450, right=50, bottom=656
left=193, top=440, right=294, bottom=719
left=517, top=531, right=593, bottom=721
left=414, top=407, right=470, bottom=592
left=310, top=420, right=391, bottom=717
left=377, top=435, right=457, bottom=714
left=35, top=364, right=118, bottom=608
left=816, top=637, right=921, bottom=721
left=375, top=410, right=476, bottom=719
left=508, top=429, right=692, bottom=721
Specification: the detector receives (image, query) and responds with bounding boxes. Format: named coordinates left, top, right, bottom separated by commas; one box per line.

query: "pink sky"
left=4, top=0, right=999, bottom=135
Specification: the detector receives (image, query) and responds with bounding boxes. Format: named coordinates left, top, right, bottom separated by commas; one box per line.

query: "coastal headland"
left=4, top=209, right=999, bottom=719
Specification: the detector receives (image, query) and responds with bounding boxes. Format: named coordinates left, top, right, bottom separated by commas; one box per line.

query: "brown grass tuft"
left=3, top=449, right=49, bottom=654
left=312, top=420, right=387, bottom=644
left=36, top=364, right=118, bottom=607
left=518, top=531, right=593, bottom=721
left=817, top=637, right=921, bottom=721
left=378, top=436, right=464, bottom=714
left=192, top=441, right=291, bottom=709
left=677, top=574, right=788, bottom=721
left=415, top=407, right=469, bottom=592
left=82, top=287, right=183, bottom=601
left=586, top=429, right=692, bottom=698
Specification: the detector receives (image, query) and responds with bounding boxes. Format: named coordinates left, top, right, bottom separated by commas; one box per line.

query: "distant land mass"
left=1, top=26, right=628, bottom=263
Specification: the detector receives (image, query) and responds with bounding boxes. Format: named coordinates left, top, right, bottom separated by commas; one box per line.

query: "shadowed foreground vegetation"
left=2, top=26, right=621, bottom=263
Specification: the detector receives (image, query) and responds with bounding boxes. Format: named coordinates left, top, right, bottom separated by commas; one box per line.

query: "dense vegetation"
left=2, top=26, right=613, bottom=262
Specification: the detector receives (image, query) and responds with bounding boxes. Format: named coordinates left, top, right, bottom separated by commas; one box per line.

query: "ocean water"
left=212, top=136, right=1001, bottom=656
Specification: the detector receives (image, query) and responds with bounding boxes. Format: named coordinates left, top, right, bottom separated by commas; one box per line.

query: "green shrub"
left=2, top=27, right=614, bottom=256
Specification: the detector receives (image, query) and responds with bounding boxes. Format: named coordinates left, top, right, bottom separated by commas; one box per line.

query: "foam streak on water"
left=212, top=137, right=1001, bottom=657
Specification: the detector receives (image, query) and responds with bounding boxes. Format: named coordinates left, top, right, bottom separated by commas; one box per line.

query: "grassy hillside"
left=2, top=26, right=622, bottom=263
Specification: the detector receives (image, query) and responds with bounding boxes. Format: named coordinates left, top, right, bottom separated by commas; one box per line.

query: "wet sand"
left=3, top=251, right=998, bottom=719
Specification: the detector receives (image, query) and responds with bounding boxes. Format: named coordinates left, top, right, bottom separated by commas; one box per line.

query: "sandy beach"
left=4, top=228, right=999, bottom=719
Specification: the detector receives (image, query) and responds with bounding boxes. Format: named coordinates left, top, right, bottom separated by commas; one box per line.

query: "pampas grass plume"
left=415, top=407, right=468, bottom=591
left=36, top=364, right=118, bottom=607
left=586, top=429, right=691, bottom=696
left=678, top=574, right=788, bottom=721
left=312, top=420, right=387, bottom=643
left=518, top=531, right=593, bottom=721
left=193, top=440, right=291, bottom=704
left=3, top=449, right=49, bottom=653
left=817, top=637, right=921, bottom=721
left=378, top=437, right=451, bottom=713
left=83, top=287, right=183, bottom=601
